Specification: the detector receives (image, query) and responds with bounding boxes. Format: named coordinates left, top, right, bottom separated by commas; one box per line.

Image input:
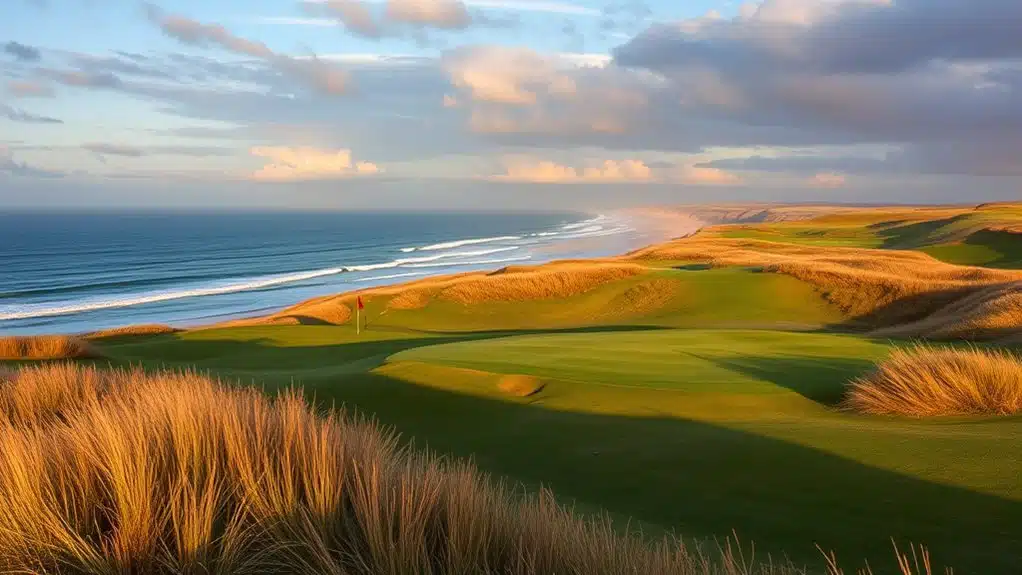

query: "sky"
left=1, top=0, right=1020, bottom=210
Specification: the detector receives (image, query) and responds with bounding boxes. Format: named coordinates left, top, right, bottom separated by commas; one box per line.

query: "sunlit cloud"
left=250, top=146, right=382, bottom=181
left=809, top=172, right=848, bottom=188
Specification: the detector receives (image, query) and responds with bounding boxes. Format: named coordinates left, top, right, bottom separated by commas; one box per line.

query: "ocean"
left=0, top=211, right=655, bottom=335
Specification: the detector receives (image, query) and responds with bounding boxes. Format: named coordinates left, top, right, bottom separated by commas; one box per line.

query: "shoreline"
left=71, top=209, right=708, bottom=336
left=188, top=208, right=707, bottom=332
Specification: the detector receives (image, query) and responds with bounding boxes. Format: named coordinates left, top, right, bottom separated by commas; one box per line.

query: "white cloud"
left=444, top=46, right=576, bottom=105
left=494, top=158, right=654, bottom=183
left=250, top=146, right=381, bottom=180
left=809, top=172, right=848, bottom=188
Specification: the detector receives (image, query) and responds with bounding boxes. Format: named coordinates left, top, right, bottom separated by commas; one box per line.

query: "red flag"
left=357, top=296, right=365, bottom=310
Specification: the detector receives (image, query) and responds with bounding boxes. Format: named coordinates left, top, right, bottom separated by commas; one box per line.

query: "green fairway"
left=713, top=204, right=1022, bottom=267
left=87, top=324, right=1022, bottom=574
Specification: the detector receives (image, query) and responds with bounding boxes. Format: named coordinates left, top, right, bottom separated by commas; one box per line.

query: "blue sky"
left=2, top=0, right=1021, bottom=209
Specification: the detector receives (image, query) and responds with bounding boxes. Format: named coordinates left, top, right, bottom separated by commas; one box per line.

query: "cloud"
left=676, top=165, right=743, bottom=186
left=146, top=4, right=349, bottom=95
left=443, top=46, right=576, bottom=105
left=607, top=0, right=1022, bottom=176
left=0, top=146, right=63, bottom=178
left=3, top=41, right=41, bottom=62
left=494, top=158, right=653, bottom=183
left=83, top=142, right=239, bottom=158
left=809, top=172, right=848, bottom=188
left=47, top=69, right=123, bottom=89
left=387, top=0, right=471, bottom=29
left=6, top=80, right=56, bottom=98
left=305, top=0, right=473, bottom=39
left=82, top=143, right=146, bottom=157
left=0, top=104, right=63, bottom=124
left=250, top=146, right=381, bottom=180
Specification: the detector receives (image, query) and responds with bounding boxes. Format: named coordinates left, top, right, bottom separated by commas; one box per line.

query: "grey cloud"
left=0, top=148, right=63, bottom=178
left=70, top=53, right=177, bottom=80
left=82, top=143, right=146, bottom=157
left=616, top=0, right=1022, bottom=76
left=699, top=155, right=893, bottom=174
left=4, top=41, right=41, bottom=62
left=0, top=103, right=62, bottom=124
left=146, top=4, right=349, bottom=94
left=83, top=142, right=237, bottom=158
left=47, top=68, right=123, bottom=88
left=604, top=0, right=1022, bottom=176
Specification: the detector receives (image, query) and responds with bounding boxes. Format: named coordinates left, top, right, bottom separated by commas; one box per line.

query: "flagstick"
left=356, top=303, right=360, bottom=336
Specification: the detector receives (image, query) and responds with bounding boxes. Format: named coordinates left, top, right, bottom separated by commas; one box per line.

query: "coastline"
left=70, top=208, right=708, bottom=336
left=193, top=208, right=707, bottom=332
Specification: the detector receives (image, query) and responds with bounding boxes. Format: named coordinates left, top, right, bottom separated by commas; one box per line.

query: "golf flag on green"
left=356, top=296, right=364, bottom=334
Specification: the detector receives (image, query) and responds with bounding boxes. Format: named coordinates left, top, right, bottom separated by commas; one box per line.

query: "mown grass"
left=847, top=344, right=1022, bottom=417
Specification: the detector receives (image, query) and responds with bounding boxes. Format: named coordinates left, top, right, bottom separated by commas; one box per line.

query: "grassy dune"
left=705, top=202, right=1022, bottom=267
left=629, top=237, right=1022, bottom=339
left=86, top=324, right=180, bottom=339
left=5, top=204, right=1022, bottom=573
left=0, top=335, right=98, bottom=360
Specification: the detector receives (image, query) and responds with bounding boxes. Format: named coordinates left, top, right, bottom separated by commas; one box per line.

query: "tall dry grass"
left=0, top=365, right=949, bottom=574
left=86, top=324, right=180, bottom=339
left=0, top=364, right=777, bottom=574
left=0, top=335, right=99, bottom=360
left=846, top=344, right=1022, bottom=417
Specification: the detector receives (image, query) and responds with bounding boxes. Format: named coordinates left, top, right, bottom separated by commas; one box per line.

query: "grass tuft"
left=87, top=324, right=180, bottom=339
left=846, top=344, right=1022, bottom=417
left=0, top=335, right=99, bottom=360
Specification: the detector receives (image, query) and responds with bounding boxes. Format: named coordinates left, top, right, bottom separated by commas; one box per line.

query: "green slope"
left=90, top=325, right=1022, bottom=573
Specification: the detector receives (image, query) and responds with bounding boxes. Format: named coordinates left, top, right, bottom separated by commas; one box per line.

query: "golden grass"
left=0, top=335, right=99, bottom=360
left=0, top=363, right=862, bottom=575
left=438, top=262, right=644, bottom=304
left=86, top=324, right=180, bottom=339
left=845, top=344, right=1022, bottom=417
left=630, top=237, right=1022, bottom=337
left=496, top=375, right=545, bottom=397
left=609, top=279, right=683, bottom=316
left=210, top=261, right=646, bottom=328
left=387, top=289, right=432, bottom=310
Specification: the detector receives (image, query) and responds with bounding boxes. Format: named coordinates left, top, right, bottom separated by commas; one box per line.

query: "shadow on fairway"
left=95, top=325, right=668, bottom=373
left=331, top=372, right=1021, bottom=575
left=697, top=354, right=877, bottom=406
